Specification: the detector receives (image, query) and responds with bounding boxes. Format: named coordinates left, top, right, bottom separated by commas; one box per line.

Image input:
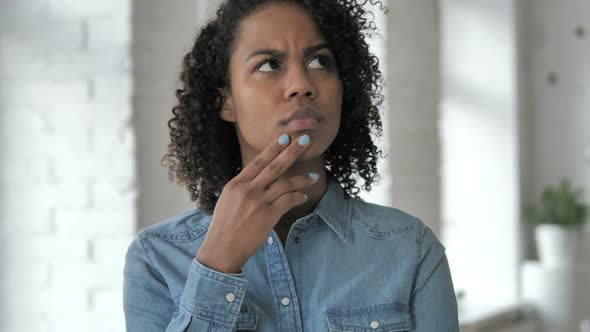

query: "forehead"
left=232, top=3, right=326, bottom=55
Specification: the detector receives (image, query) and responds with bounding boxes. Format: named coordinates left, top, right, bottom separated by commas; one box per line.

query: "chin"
left=297, top=144, right=327, bottom=163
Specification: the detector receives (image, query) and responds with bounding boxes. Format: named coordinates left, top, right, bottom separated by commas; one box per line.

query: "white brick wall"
left=0, top=0, right=135, bottom=331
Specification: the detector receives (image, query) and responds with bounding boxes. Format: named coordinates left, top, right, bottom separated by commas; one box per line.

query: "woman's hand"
left=195, top=134, right=317, bottom=273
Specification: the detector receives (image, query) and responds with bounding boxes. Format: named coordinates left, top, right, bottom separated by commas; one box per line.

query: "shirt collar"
left=202, top=172, right=353, bottom=244
left=308, top=172, right=352, bottom=245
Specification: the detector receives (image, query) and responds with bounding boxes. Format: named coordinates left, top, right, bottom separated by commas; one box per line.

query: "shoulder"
left=349, top=198, right=423, bottom=238
left=348, top=198, right=444, bottom=250
left=349, top=198, right=447, bottom=275
left=136, top=208, right=212, bottom=243
left=125, top=208, right=212, bottom=273
left=124, top=209, right=213, bottom=300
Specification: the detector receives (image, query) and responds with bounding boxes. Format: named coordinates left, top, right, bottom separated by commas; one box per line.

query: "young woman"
left=124, top=0, right=459, bottom=331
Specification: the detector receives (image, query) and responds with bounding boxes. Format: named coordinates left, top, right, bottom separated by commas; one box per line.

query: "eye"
left=257, top=58, right=281, bottom=72
left=308, top=55, right=330, bottom=69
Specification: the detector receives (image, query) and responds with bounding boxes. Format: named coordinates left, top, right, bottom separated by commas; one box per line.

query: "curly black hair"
left=163, top=0, right=387, bottom=214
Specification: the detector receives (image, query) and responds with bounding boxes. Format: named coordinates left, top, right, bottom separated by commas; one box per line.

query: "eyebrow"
left=245, top=43, right=330, bottom=62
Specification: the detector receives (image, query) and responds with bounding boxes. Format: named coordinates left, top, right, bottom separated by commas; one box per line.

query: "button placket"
left=280, top=297, right=291, bottom=306
left=264, top=230, right=304, bottom=331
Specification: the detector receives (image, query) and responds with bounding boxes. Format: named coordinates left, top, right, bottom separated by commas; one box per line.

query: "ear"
left=218, top=88, right=237, bottom=123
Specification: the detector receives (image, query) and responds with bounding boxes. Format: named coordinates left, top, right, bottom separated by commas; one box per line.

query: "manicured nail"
left=278, top=134, right=289, bottom=145
left=298, top=134, right=310, bottom=146
left=308, top=173, right=319, bottom=181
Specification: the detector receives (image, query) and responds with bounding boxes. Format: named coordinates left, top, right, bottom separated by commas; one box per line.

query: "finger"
left=264, top=173, right=319, bottom=205
left=234, top=134, right=291, bottom=183
left=269, top=191, right=308, bottom=216
left=251, top=134, right=311, bottom=189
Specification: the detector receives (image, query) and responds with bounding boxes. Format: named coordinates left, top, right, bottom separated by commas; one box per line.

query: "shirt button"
left=370, top=320, right=380, bottom=329
left=280, top=297, right=291, bottom=306
left=225, top=292, right=236, bottom=303
left=294, top=236, right=301, bottom=243
left=267, top=237, right=274, bottom=245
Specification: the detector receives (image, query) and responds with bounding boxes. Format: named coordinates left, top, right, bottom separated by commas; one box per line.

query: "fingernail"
left=298, top=134, right=310, bottom=146
left=278, top=134, right=289, bottom=145
left=303, top=194, right=308, bottom=202
left=308, top=173, right=319, bottom=181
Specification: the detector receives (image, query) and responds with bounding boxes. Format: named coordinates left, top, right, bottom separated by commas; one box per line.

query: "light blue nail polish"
left=278, top=134, right=289, bottom=145
left=309, top=173, right=320, bottom=181
left=298, top=134, right=310, bottom=146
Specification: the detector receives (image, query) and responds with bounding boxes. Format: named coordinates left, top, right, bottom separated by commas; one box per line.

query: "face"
left=220, top=3, right=343, bottom=166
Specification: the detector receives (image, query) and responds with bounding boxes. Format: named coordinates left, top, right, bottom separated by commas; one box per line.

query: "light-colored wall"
left=385, top=0, right=442, bottom=234
left=439, top=0, right=521, bottom=306
left=132, top=1, right=222, bottom=230
left=0, top=1, right=135, bottom=330
left=519, top=0, right=590, bottom=261
left=438, top=0, right=590, bottom=316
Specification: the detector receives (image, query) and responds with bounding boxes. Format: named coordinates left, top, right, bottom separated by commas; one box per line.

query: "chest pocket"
left=326, top=301, right=411, bottom=332
left=233, top=305, right=258, bottom=331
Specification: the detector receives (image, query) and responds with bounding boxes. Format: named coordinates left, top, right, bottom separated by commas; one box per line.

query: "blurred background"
left=0, top=0, right=588, bottom=331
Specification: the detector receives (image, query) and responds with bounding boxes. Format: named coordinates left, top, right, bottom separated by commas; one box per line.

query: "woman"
left=124, top=0, right=459, bottom=331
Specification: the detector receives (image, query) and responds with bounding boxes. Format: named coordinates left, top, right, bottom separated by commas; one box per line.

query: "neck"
left=276, top=158, right=328, bottom=226
left=241, top=153, right=328, bottom=229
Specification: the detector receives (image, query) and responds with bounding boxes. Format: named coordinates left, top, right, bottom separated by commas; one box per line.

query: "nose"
left=284, top=66, right=317, bottom=100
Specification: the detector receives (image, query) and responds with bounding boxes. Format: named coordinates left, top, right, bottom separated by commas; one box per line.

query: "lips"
left=285, top=116, right=318, bottom=131
left=281, top=106, right=322, bottom=131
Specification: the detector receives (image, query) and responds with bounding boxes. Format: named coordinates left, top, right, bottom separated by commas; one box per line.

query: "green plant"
left=526, top=179, right=588, bottom=228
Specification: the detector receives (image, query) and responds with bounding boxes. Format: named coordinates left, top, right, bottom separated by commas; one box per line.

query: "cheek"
left=233, top=84, right=268, bottom=122
left=317, top=83, right=343, bottom=149
left=232, top=87, right=278, bottom=148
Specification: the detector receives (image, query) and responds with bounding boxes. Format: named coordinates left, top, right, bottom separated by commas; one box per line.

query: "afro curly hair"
left=163, top=0, right=387, bottom=214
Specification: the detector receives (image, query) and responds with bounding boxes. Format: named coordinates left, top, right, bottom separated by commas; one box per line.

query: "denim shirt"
left=124, top=176, right=459, bottom=331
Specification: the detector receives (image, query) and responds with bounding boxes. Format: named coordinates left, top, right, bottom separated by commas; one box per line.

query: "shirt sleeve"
left=123, top=236, right=249, bottom=332
left=409, top=222, right=460, bottom=331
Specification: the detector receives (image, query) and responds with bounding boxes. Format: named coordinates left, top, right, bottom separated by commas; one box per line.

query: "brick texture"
left=0, top=0, right=135, bottom=330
